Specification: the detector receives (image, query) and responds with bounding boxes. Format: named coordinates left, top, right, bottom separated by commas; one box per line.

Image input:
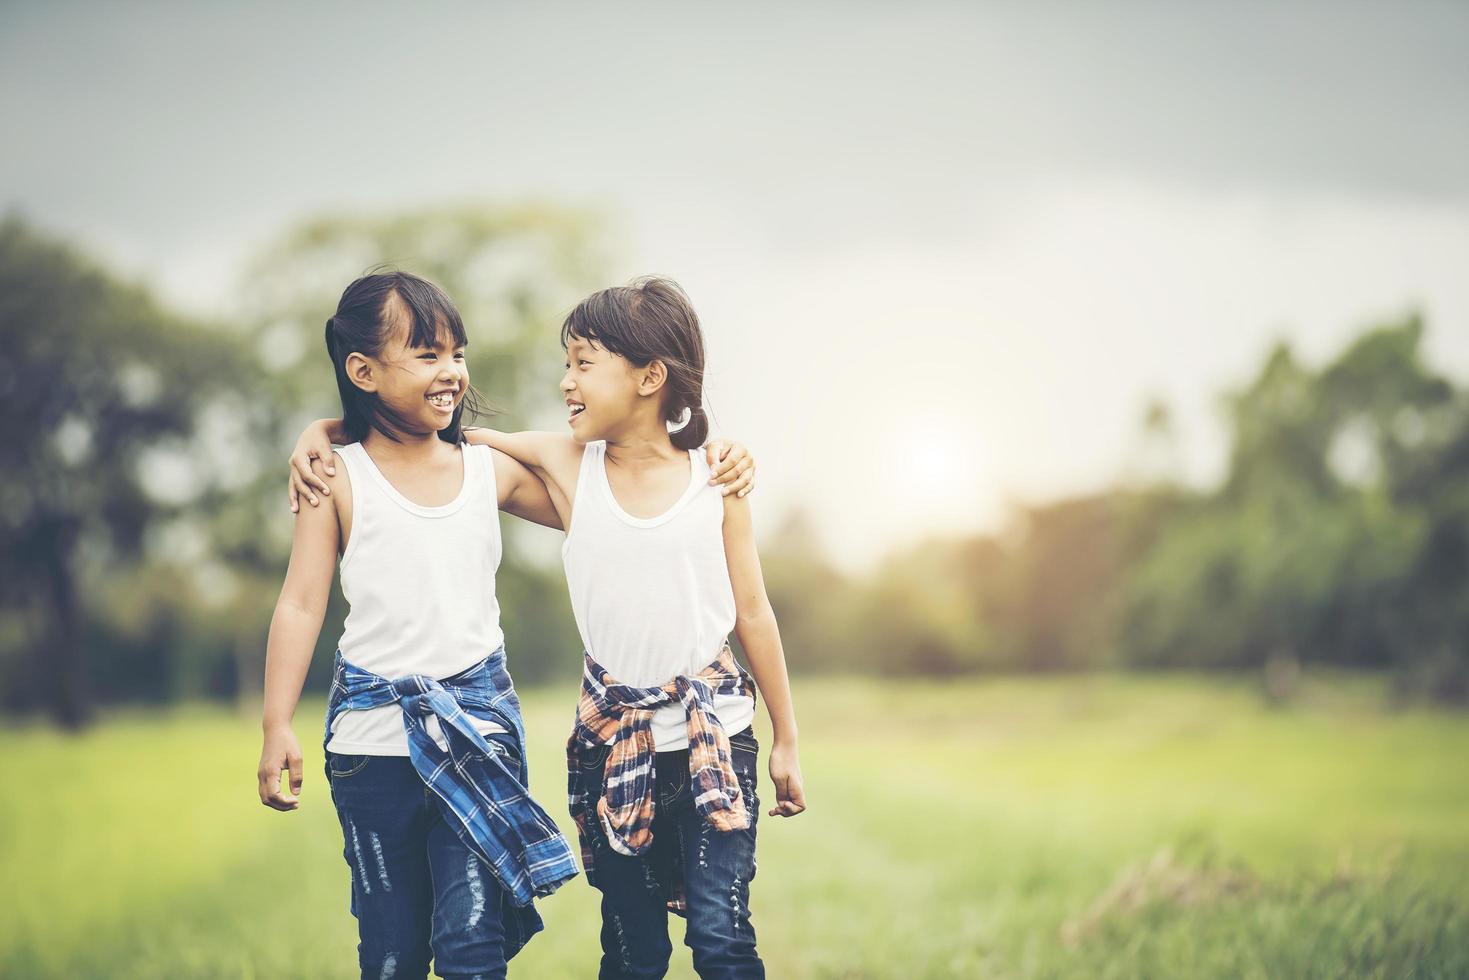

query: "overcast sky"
left=5, top=1, right=1468, bottom=566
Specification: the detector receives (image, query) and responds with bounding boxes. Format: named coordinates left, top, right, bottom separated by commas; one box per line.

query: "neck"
left=603, top=417, right=681, bottom=469
left=362, top=427, right=451, bottom=462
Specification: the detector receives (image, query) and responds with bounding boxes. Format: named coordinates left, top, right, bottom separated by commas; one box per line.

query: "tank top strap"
left=563, top=441, right=605, bottom=548
left=332, top=443, right=379, bottom=568
left=330, top=441, right=366, bottom=482
left=331, top=442, right=387, bottom=508
left=465, top=442, right=498, bottom=508
left=687, top=446, right=711, bottom=482
left=575, top=441, right=607, bottom=512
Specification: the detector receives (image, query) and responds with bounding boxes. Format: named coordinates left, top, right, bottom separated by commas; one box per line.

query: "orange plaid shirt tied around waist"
left=567, top=645, right=756, bottom=868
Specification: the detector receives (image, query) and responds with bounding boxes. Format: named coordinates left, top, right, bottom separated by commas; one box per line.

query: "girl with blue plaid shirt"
left=257, top=271, right=581, bottom=979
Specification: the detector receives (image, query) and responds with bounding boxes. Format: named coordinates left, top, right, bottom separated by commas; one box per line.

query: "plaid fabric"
left=568, top=645, right=756, bottom=870
left=325, top=649, right=578, bottom=954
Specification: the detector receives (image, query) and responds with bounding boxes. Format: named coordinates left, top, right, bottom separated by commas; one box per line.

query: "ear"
left=345, top=352, right=379, bottom=393
left=638, top=359, right=669, bottom=398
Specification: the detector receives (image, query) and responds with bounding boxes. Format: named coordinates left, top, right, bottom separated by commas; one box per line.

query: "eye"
left=418, top=353, right=436, bottom=360
left=578, top=359, right=591, bottom=367
left=454, top=351, right=466, bottom=360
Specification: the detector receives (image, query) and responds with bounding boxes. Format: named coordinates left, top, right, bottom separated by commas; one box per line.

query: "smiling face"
left=561, top=333, right=644, bottom=443
left=558, top=278, right=710, bottom=450
left=327, top=272, right=477, bottom=445
left=357, top=293, right=469, bottom=437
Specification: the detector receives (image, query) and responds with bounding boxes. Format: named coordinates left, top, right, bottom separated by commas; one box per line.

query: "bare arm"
left=463, top=427, right=567, bottom=475
left=465, top=426, right=758, bottom=495
left=723, top=492, right=806, bottom=817
left=465, top=429, right=582, bottom=528
left=257, top=470, right=342, bottom=811
left=289, top=417, right=761, bottom=513
left=491, top=449, right=564, bottom=531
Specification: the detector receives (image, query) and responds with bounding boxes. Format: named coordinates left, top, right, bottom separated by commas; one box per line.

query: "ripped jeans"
left=326, top=733, right=519, bottom=980
left=572, top=726, right=764, bottom=979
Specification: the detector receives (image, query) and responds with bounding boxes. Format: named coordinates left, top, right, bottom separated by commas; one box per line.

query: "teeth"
left=428, top=392, right=454, bottom=407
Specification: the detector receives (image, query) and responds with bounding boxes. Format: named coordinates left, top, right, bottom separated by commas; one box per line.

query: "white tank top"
left=562, top=441, right=756, bottom=750
left=326, top=441, right=508, bottom=756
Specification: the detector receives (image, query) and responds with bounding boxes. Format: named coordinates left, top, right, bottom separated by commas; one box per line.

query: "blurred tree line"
left=765, top=314, right=1469, bottom=703
left=2, top=209, right=1467, bottom=729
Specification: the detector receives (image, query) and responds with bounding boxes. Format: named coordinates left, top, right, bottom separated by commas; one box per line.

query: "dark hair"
left=323, top=270, right=482, bottom=444
left=561, top=277, right=709, bottom=450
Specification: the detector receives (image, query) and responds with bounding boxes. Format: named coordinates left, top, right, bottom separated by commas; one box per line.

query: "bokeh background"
left=3, top=2, right=1468, bottom=977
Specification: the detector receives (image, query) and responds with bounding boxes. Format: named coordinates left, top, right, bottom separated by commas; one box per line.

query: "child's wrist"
left=313, top=417, right=345, bottom=443
left=771, top=729, right=799, bottom=749
left=261, top=712, right=294, bottom=732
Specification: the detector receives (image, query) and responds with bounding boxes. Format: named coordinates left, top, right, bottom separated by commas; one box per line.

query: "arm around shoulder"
left=491, top=448, right=565, bottom=531
left=462, top=427, right=575, bottom=470
left=466, top=428, right=584, bottom=501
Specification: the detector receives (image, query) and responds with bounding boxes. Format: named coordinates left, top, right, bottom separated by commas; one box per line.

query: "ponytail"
left=669, top=403, right=708, bottom=450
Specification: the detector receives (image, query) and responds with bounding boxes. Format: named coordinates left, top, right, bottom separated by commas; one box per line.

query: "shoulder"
left=322, top=445, right=363, bottom=490
left=295, top=457, right=351, bottom=532
left=318, top=446, right=353, bottom=488
left=329, top=442, right=360, bottom=467
left=321, top=445, right=358, bottom=502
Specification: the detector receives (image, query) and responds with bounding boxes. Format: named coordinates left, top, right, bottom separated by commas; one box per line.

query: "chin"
left=569, top=419, right=602, bottom=444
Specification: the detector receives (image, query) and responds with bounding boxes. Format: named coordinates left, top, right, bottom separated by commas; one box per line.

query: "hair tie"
left=668, top=405, right=693, bottom=433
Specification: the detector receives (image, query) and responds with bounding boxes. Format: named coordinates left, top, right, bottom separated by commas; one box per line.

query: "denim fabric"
left=323, top=649, right=578, bottom=966
left=327, top=737, right=518, bottom=980
left=570, top=726, right=765, bottom=979
left=324, top=650, right=578, bottom=906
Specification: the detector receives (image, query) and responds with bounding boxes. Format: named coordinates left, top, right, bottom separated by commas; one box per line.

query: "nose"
left=559, top=370, right=575, bottom=393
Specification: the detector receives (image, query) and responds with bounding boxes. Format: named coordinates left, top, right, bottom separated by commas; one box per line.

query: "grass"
left=1, top=672, right=1466, bottom=978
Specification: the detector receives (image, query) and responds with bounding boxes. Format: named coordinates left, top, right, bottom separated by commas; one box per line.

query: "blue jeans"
left=573, top=727, right=764, bottom=979
left=326, top=733, right=520, bottom=980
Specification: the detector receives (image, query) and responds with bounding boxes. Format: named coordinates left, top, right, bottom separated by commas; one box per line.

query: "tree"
left=1119, top=315, right=1469, bottom=694
left=0, top=217, right=254, bottom=727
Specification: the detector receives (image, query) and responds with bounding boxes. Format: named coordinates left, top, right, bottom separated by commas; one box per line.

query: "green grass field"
left=2, top=673, right=1466, bottom=978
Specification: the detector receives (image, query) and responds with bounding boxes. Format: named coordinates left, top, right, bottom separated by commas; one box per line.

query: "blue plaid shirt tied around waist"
left=325, top=649, right=579, bottom=955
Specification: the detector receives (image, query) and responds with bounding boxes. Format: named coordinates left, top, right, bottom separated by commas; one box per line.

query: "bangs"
left=560, top=286, right=636, bottom=356
left=559, top=305, right=597, bottom=350
left=393, top=275, right=468, bottom=350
